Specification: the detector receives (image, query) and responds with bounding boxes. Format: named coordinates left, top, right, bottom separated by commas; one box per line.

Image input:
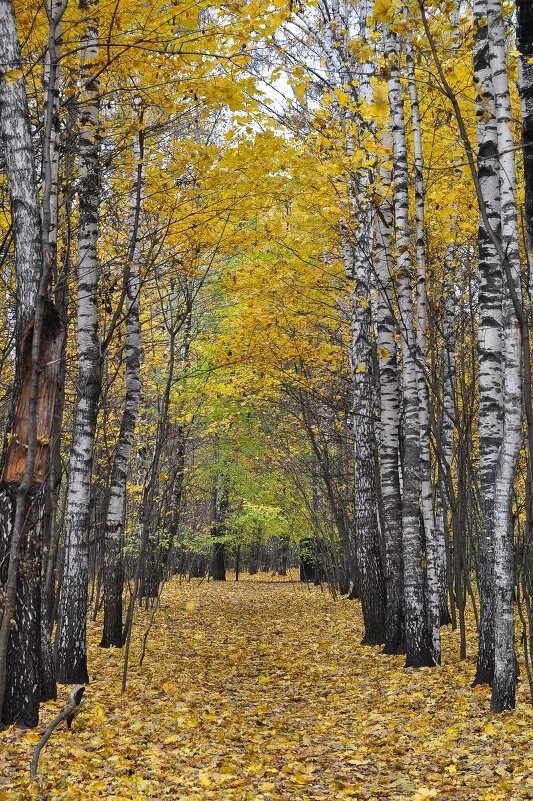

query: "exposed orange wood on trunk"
left=2, top=302, right=63, bottom=486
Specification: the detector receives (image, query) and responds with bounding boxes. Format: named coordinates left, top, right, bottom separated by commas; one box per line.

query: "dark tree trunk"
left=140, top=546, right=160, bottom=599
left=235, top=544, right=241, bottom=581
left=209, top=480, right=228, bottom=582
left=189, top=554, right=207, bottom=578
left=211, top=542, right=226, bottom=581
left=3, top=501, right=41, bottom=728
left=39, top=502, right=57, bottom=703
left=278, top=538, right=288, bottom=576
left=299, top=538, right=316, bottom=582
left=517, top=0, right=533, bottom=269
left=248, top=540, right=260, bottom=575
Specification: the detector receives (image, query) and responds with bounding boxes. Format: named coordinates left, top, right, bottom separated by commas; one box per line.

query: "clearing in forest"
left=1, top=575, right=532, bottom=801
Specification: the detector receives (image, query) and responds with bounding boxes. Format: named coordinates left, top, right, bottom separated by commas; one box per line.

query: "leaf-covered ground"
left=2, top=575, right=533, bottom=800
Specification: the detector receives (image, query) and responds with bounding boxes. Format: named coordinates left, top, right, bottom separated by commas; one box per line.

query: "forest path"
left=2, top=575, right=533, bottom=800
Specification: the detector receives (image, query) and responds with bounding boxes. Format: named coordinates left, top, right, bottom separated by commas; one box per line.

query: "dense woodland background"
left=0, top=0, right=532, bottom=768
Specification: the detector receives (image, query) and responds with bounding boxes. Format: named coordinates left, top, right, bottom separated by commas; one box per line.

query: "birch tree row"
left=273, top=0, right=533, bottom=713
left=0, top=0, right=532, bottom=731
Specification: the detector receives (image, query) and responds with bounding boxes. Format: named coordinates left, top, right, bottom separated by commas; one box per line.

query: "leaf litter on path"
left=1, top=574, right=533, bottom=800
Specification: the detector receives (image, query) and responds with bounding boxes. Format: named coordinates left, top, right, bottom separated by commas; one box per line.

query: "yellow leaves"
left=372, top=0, right=392, bottom=20
left=372, top=0, right=402, bottom=24
left=355, top=362, right=367, bottom=373
left=2, top=67, right=23, bottom=84
left=372, top=82, right=389, bottom=121
left=4, top=577, right=533, bottom=801
left=185, top=600, right=196, bottom=612
left=333, top=87, right=351, bottom=107
left=377, top=345, right=390, bottom=360
left=412, top=789, right=438, bottom=801
left=85, top=779, right=107, bottom=792
left=219, top=762, right=238, bottom=775
left=24, top=730, right=41, bottom=745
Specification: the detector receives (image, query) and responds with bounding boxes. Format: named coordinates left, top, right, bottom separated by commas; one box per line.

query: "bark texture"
left=472, top=0, right=503, bottom=688
left=101, top=122, right=144, bottom=648
left=487, top=0, right=521, bottom=712
left=56, top=0, right=102, bottom=683
left=375, top=143, right=404, bottom=654
left=0, top=0, right=46, bottom=727
left=384, top=23, right=434, bottom=667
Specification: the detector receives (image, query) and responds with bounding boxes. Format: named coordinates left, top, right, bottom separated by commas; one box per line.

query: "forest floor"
left=1, top=574, right=533, bottom=801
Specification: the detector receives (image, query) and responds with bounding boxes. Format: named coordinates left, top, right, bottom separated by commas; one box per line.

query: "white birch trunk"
left=56, top=0, right=102, bottom=684
left=487, top=0, right=522, bottom=712
left=472, top=0, right=503, bottom=688
left=406, top=37, right=441, bottom=663
left=384, top=22, right=434, bottom=667
left=321, top=0, right=386, bottom=643
left=0, top=0, right=45, bottom=727
left=100, top=119, right=144, bottom=648
left=438, top=246, right=456, bottom=623
left=374, top=134, right=404, bottom=653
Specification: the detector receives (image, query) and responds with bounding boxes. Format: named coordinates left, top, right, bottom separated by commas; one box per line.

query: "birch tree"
left=487, top=0, right=522, bottom=712
left=100, top=117, right=144, bottom=648
left=374, top=138, right=404, bottom=653
left=406, top=37, right=441, bottom=664
left=384, top=21, right=435, bottom=667
left=469, top=0, right=504, bottom=688
left=56, top=0, right=102, bottom=683
left=0, top=0, right=64, bottom=727
left=320, top=0, right=386, bottom=644
left=39, top=0, right=69, bottom=703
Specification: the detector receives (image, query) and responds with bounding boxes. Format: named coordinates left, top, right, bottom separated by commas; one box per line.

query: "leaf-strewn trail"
left=2, top=576, right=533, bottom=801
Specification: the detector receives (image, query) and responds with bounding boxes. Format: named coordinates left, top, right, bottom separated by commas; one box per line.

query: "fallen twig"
left=30, top=684, right=85, bottom=779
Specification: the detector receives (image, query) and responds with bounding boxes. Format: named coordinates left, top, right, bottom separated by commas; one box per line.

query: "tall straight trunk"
left=101, top=121, right=144, bottom=648
left=39, top=0, right=68, bottom=705
left=123, top=322, right=177, bottom=655
left=300, top=397, right=357, bottom=586
left=472, top=0, right=503, bottom=688
left=487, top=0, right=522, bottom=712
left=384, top=23, right=434, bottom=667
left=438, top=246, right=456, bottom=626
left=160, top=295, right=193, bottom=573
left=166, top=426, right=186, bottom=546
left=43, top=99, right=76, bottom=647
left=349, top=232, right=386, bottom=644
left=406, top=39, right=441, bottom=663
left=375, top=138, right=404, bottom=653
left=516, top=0, right=533, bottom=693
left=0, top=0, right=47, bottom=728
left=516, top=0, right=533, bottom=276
left=210, top=480, right=228, bottom=582
left=350, top=4, right=386, bottom=645
left=321, top=0, right=386, bottom=644
left=56, top=0, right=102, bottom=683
